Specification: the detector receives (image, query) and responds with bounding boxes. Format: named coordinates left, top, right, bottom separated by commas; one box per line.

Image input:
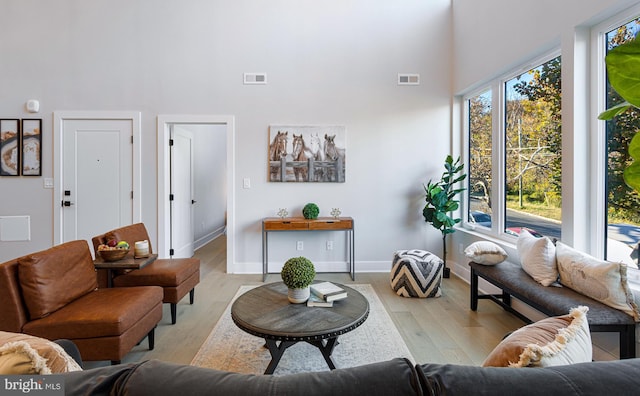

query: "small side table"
left=93, top=254, right=158, bottom=287
left=262, top=217, right=355, bottom=281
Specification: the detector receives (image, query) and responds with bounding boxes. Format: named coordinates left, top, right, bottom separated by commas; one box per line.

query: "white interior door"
left=170, top=126, right=195, bottom=258
left=61, top=119, right=133, bottom=247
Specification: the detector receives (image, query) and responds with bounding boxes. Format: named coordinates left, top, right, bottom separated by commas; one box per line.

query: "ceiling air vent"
left=398, top=74, right=420, bottom=85
left=244, top=73, right=267, bottom=85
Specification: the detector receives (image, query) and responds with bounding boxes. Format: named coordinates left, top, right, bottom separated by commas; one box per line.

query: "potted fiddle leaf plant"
left=281, top=256, right=316, bottom=303
left=423, top=155, right=467, bottom=278
left=598, top=37, right=640, bottom=192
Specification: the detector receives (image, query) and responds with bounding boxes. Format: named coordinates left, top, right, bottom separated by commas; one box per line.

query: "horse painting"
left=324, top=134, right=344, bottom=161
left=269, top=131, right=288, bottom=181
left=308, top=133, right=325, bottom=161
left=324, top=134, right=346, bottom=182
left=268, top=125, right=346, bottom=182
left=291, top=134, right=314, bottom=182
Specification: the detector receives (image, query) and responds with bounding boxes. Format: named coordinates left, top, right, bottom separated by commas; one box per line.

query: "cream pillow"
left=516, top=229, right=558, bottom=286
left=556, top=242, right=640, bottom=321
left=482, top=306, right=592, bottom=367
left=464, top=241, right=508, bottom=265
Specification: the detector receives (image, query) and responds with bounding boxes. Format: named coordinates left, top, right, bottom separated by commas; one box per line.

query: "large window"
left=504, top=57, right=562, bottom=240
left=468, top=90, right=492, bottom=229
left=605, top=17, right=640, bottom=266
left=465, top=55, right=562, bottom=240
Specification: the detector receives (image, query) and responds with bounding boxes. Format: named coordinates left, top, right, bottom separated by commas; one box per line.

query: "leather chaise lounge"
left=0, top=240, right=163, bottom=364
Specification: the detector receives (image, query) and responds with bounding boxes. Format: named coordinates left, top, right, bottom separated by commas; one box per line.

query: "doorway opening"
left=158, top=115, right=235, bottom=273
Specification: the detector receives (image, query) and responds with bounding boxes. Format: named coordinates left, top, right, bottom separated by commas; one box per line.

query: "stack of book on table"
left=307, top=281, right=348, bottom=307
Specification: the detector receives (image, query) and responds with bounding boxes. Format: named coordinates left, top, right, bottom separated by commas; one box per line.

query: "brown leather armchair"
left=0, top=240, right=163, bottom=364
left=92, top=223, right=200, bottom=324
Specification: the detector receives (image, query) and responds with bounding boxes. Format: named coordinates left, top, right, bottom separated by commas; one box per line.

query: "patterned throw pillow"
left=482, top=306, right=592, bottom=367
left=556, top=242, right=640, bottom=321
left=517, top=229, right=558, bottom=286
left=464, top=241, right=508, bottom=265
left=0, top=332, right=82, bottom=374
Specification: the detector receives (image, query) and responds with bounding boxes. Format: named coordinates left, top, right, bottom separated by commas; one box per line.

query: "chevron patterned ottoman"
left=390, top=250, right=443, bottom=298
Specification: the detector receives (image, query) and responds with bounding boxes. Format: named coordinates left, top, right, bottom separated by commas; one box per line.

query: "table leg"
left=307, top=337, right=339, bottom=370
left=107, top=269, right=113, bottom=288
left=262, top=228, right=268, bottom=282
left=263, top=339, right=296, bottom=374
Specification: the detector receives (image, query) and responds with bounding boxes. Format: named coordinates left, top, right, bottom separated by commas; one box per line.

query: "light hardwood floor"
left=86, top=235, right=524, bottom=368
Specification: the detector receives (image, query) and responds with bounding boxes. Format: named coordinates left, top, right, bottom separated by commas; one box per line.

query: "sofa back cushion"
left=18, top=240, right=98, bottom=320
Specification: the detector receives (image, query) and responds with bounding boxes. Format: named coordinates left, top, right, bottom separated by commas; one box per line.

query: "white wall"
left=0, top=0, right=452, bottom=274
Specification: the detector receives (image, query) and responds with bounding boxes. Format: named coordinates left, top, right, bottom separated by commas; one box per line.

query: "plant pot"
left=288, top=286, right=310, bottom=303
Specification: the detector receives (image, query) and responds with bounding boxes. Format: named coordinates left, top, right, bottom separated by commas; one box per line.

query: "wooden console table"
left=262, top=217, right=355, bottom=281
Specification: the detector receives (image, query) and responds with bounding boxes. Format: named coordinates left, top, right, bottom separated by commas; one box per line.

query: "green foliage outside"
left=281, top=257, right=316, bottom=289
left=468, top=56, right=563, bottom=221
left=506, top=194, right=561, bottom=222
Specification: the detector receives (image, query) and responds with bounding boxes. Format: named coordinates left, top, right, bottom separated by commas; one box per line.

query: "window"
left=464, top=55, right=562, bottom=240
left=468, top=90, right=493, bottom=229
left=504, top=57, right=562, bottom=240
left=604, top=17, right=640, bottom=266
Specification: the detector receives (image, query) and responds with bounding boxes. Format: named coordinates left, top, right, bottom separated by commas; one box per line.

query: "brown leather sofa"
left=92, top=223, right=200, bottom=324
left=0, top=240, right=163, bottom=364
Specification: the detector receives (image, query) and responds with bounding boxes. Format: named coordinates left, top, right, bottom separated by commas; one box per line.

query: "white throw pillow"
left=516, top=229, right=558, bottom=286
left=464, top=241, right=508, bottom=265
left=556, top=242, right=640, bottom=321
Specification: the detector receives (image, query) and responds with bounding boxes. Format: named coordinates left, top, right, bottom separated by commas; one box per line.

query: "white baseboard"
left=194, top=226, right=226, bottom=251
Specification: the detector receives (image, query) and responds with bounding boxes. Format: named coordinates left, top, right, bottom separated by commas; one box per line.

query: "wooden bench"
left=469, top=261, right=637, bottom=359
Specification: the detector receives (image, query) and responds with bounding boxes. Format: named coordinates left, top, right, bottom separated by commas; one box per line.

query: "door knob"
left=62, top=201, right=74, bottom=207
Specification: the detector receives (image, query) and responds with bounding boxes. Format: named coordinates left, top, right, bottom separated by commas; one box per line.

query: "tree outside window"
left=504, top=57, right=562, bottom=240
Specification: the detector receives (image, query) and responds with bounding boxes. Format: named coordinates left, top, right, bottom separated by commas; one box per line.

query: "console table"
left=262, top=217, right=355, bottom=281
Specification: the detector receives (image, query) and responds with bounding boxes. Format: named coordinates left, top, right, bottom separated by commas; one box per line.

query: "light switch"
left=43, top=178, right=54, bottom=189
left=243, top=178, right=251, bottom=189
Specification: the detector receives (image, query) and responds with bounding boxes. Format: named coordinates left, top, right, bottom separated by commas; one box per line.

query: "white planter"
left=288, top=287, right=310, bottom=303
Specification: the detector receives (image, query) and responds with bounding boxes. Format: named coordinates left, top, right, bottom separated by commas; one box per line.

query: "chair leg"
left=190, top=288, right=195, bottom=304
left=171, top=303, right=177, bottom=324
left=148, top=327, right=155, bottom=350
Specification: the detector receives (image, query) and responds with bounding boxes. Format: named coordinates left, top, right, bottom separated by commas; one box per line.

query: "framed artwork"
left=21, top=119, right=42, bottom=176
left=268, top=125, right=346, bottom=183
left=0, top=119, right=20, bottom=176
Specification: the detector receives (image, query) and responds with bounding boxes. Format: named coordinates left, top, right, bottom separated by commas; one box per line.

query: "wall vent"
left=244, top=73, right=267, bottom=85
left=398, top=74, right=420, bottom=85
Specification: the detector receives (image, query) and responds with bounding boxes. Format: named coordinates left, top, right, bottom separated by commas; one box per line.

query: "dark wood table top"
left=231, top=281, right=369, bottom=341
left=93, top=253, right=158, bottom=269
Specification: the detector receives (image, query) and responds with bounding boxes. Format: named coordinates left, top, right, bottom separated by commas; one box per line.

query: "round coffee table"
left=231, top=281, right=369, bottom=374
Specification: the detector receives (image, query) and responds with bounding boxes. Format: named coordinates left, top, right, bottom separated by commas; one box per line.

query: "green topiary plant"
left=302, top=203, right=320, bottom=219
left=281, top=257, right=316, bottom=289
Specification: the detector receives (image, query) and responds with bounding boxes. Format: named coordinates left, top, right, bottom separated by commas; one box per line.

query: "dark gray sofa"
left=61, top=357, right=640, bottom=396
